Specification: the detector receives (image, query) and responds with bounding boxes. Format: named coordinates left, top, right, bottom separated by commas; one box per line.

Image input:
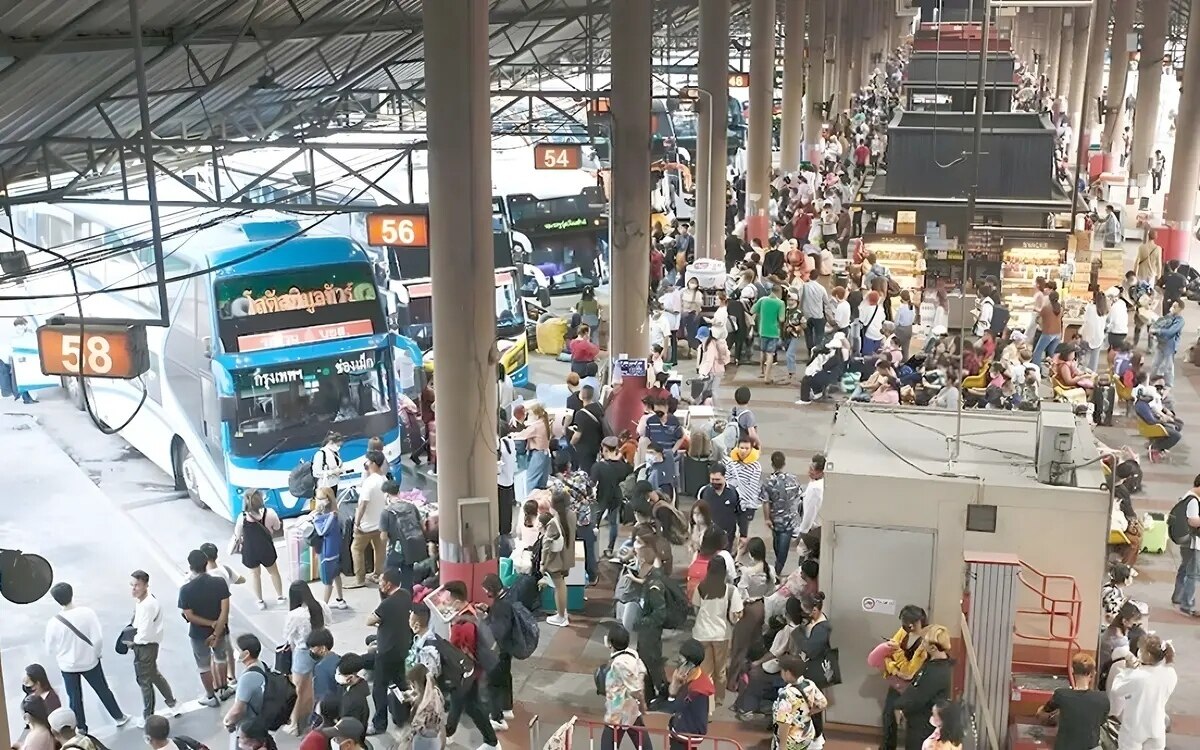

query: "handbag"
left=274, top=644, right=293, bottom=675
left=545, top=519, right=565, bottom=554
left=814, top=647, right=842, bottom=687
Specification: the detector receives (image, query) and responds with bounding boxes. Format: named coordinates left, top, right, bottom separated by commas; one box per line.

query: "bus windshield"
left=399, top=270, right=525, bottom=349
left=213, top=263, right=386, bottom=353
left=229, top=348, right=393, bottom=456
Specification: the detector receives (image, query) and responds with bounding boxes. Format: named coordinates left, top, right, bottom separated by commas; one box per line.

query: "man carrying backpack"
left=223, top=634, right=288, bottom=747
left=481, top=575, right=517, bottom=729
left=636, top=544, right=670, bottom=705
left=379, top=483, right=427, bottom=593
left=1170, top=476, right=1200, bottom=616
left=445, top=581, right=503, bottom=739
left=405, top=602, right=499, bottom=750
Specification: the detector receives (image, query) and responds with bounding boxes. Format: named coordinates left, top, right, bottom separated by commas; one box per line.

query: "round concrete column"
left=696, top=0, right=731, bottom=258
left=1066, top=9, right=1090, bottom=151
left=780, top=0, right=807, bottom=173
left=1100, top=0, right=1134, bottom=156
left=1129, top=0, right=1169, bottom=185
left=422, top=0, right=498, bottom=597
left=807, top=0, right=827, bottom=154
left=746, top=0, right=776, bottom=244
left=1045, top=8, right=1062, bottom=84
left=1164, top=0, right=1200, bottom=263
left=609, top=0, right=652, bottom=354
left=1055, top=11, right=1075, bottom=100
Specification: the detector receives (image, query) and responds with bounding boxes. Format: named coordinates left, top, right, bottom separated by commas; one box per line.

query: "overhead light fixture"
left=251, top=65, right=281, bottom=90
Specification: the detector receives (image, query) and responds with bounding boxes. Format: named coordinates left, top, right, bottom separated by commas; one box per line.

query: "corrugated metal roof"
left=0, top=0, right=619, bottom=192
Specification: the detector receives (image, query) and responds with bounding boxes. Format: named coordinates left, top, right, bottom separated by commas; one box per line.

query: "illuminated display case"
left=1001, top=237, right=1068, bottom=312
left=862, top=233, right=926, bottom=292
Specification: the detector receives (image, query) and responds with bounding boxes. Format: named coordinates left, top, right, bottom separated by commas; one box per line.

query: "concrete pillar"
left=1055, top=10, right=1074, bottom=99
left=780, top=0, right=807, bottom=173
left=840, top=8, right=857, bottom=113
left=747, top=0, right=776, bottom=244
left=1045, top=8, right=1062, bottom=83
left=696, top=0, right=730, bottom=258
left=609, top=0, right=652, bottom=354
left=807, top=0, right=827, bottom=142
left=1082, top=0, right=1111, bottom=130
left=423, top=0, right=497, bottom=595
left=1066, top=9, right=1089, bottom=149
left=1130, top=0, right=1169, bottom=184
left=1101, top=0, right=1134, bottom=155
left=1165, top=0, right=1200, bottom=234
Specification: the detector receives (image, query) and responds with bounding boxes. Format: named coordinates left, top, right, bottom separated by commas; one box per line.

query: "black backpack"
left=288, top=460, right=316, bottom=500
left=431, top=635, right=473, bottom=694
left=989, top=304, right=1011, bottom=335
left=245, top=664, right=297, bottom=734
left=1168, top=493, right=1199, bottom=546
left=386, top=503, right=429, bottom=564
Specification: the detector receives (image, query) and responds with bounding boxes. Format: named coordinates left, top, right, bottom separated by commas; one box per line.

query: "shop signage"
left=1001, top=237, right=1066, bottom=253
left=861, top=597, right=897, bottom=615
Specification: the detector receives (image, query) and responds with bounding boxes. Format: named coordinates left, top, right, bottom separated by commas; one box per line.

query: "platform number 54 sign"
left=534, top=143, right=582, bottom=170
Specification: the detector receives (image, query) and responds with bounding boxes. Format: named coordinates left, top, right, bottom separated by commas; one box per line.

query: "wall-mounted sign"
left=366, top=213, right=429, bottom=247
left=861, top=597, right=897, bottom=615
left=615, top=358, right=648, bottom=378
left=1000, top=237, right=1066, bottom=253
left=728, top=72, right=750, bottom=88
left=534, top=143, right=583, bottom=170
left=36, top=323, right=149, bottom=380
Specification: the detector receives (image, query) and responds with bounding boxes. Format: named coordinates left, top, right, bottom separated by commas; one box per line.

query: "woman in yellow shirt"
left=881, top=605, right=931, bottom=750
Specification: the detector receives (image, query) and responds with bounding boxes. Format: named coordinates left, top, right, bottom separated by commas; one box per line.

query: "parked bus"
left=11, top=202, right=420, bottom=521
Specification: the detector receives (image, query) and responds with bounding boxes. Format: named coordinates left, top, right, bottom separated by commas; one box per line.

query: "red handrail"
left=1013, top=559, right=1082, bottom=684
left=528, top=715, right=748, bottom=750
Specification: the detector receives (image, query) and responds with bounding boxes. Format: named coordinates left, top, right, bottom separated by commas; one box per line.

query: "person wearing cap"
left=666, top=639, right=715, bottom=749
left=319, top=718, right=366, bottom=750
left=592, top=436, right=633, bottom=558
left=47, top=708, right=99, bottom=750
left=795, top=332, right=850, bottom=405
left=696, top=326, right=730, bottom=405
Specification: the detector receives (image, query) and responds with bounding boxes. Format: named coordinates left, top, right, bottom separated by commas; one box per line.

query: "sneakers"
left=217, top=685, right=235, bottom=701
left=200, top=695, right=220, bottom=708
left=546, top=614, right=569, bottom=627
left=794, top=399, right=811, bottom=405
left=275, top=596, right=287, bottom=605
left=344, top=581, right=366, bottom=590
left=115, top=715, right=132, bottom=727
left=332, top=598, right=350, bottom=610
left=502, top=710, right=515, bottom=720
left=165, top=702, right=181, bottom=717
left=490, top=719, right=509, bottom=731
left=255, top=599, right=267, bottom=610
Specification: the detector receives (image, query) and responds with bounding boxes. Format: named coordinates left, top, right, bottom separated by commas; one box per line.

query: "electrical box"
left=1035, top=403, right=1076, bottom=486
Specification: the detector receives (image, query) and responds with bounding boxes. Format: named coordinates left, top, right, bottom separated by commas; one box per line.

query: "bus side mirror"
left=219, top=397, right=237, bottom=423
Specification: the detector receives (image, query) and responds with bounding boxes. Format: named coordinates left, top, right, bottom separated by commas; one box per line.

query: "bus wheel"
left=62, top=376, right=86, bottom=411
left=173, top=441, right=206, bottom=510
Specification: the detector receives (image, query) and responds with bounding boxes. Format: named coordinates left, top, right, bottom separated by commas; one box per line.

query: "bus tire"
left=172, top=440, right=206, bottom=510
left=62, top=376, right=86, bottom=412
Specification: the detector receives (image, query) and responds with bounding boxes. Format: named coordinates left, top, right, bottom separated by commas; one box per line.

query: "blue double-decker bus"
left=12, top=203, right=421, bottom=521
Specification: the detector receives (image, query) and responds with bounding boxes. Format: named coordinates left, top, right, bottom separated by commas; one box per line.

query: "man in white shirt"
left=129, top=570, right=178, bottom=723
left=1172, top=476, right=1200, bottom=616
left=349, top=450, right=388, bottom=588
left=797, top=454, right=826, bottom=557
left=44, top=582, right=130, bottom=733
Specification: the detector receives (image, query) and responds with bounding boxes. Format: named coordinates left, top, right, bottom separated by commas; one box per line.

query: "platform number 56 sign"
left=366, top=213, right=429, bottom=247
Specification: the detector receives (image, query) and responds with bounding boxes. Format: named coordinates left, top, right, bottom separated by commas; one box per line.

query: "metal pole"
left=953, top=0, right=993, bottom=464
left=129, top=0, right=170, bottom=327
left=1068, top=0, right=1100, bottom=234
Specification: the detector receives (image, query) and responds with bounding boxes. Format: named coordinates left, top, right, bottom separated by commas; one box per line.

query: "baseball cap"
left=601, top=436, right=620, bottom=450
left=319, top=718, right=365, bottom=741
left=48, top=708, right=77, bottom=733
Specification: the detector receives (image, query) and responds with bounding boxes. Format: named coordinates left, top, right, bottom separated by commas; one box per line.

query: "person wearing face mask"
left=396, top=665, right=447, bottom=750
left=17, top=695, right=55, bottom=750
left=724, top=437, right=764, bottom=548
left=332, top=654, right=370, bottom=735
left=894, top=625, right=954, bottom=750
left=365, top=568, right=412, bottom=735
left=880, top=606, right=930, bottom=750
left=593, top=437, right=633, bottom=559
left=921, top=700, right=965, bottom=750
left=697, top=466, right=740, bottom=548
left=21, top=664, right=61, bottom=713
left=223, top=634, right=268, bottom=741
left=1110, top=634, right=1178, bottom=750
left=305, top=629, right=339, bottom=723
left=1, top=317, right=35, bottom=404
left=316, top=718, right=366, bottom=750
left=681, top=277, right=705, bottom=350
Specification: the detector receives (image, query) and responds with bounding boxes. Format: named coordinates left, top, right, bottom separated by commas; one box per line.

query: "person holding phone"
left=667, top=640, right=714, bottom=750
